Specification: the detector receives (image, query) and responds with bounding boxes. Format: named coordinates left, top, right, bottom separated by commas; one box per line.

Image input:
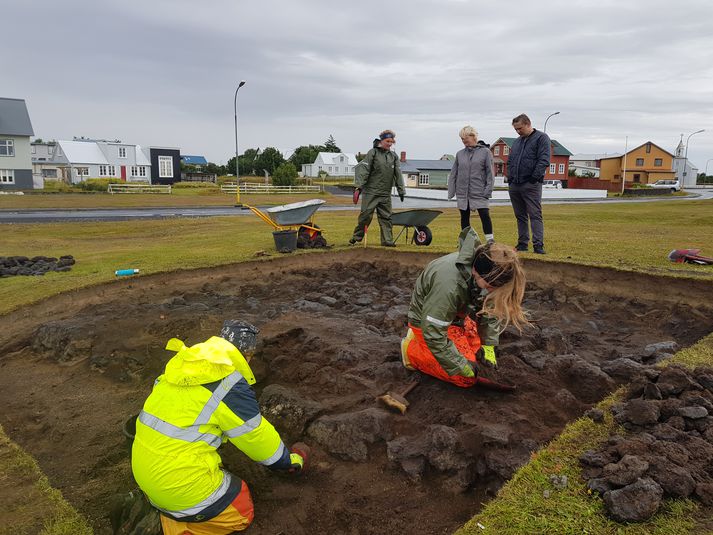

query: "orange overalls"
left=404, top=316, right=482, bottom=388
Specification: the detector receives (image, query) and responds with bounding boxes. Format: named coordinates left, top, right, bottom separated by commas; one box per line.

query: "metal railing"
left=220, top=183, right=323, bottom=194
left=108, top=183, right=172, bottom=194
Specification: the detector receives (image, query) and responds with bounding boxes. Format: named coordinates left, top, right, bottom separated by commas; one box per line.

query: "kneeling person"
left=402, top=227, right=529, bottom=387
left=131, top=329, right=307, bottom=535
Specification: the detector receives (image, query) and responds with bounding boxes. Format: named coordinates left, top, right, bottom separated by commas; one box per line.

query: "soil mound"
left=0, top=254, right=75, bottom=276
left=580, top=364, right=713, bottom=522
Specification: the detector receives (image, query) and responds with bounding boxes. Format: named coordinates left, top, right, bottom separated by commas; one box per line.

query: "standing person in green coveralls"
left=349, top=130, right=406, bottom=247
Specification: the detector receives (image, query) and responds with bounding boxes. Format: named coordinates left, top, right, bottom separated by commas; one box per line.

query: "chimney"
left=400, top=151, right=406, bottom=162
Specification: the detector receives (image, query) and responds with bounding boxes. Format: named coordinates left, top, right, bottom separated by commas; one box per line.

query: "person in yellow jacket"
left=131, top=323, right=308, bottom=535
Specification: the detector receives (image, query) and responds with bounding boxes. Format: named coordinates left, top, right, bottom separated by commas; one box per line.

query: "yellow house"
left=599, top=141, right=676, bottom=186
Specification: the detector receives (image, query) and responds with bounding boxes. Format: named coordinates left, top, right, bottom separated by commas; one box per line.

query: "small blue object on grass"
left=115, top=269, right=140, bottom=276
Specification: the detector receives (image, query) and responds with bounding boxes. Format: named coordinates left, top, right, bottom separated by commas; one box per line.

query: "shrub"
left=78, top=178, right=122, bottom=192
left=272, top=163, right=298, bottom=187
left=42, top=180, right=75, bottom=193
left=172, top=181, right=219, bottom=189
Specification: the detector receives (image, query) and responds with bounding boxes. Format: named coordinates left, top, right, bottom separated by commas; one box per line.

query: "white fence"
left=108, top=183, right=172, bottom=194
left=220, top=183, right=323, bottom=194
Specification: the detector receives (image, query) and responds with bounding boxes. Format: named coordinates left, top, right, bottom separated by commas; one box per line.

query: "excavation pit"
left=1, top=249, right=712, bottom=534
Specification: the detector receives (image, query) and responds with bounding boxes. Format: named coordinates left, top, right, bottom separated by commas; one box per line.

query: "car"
left=543, top=179, right=563, bottom=189
left=650, top=179, right=680, bottom=192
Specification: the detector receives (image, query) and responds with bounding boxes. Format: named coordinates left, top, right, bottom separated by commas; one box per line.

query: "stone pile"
left=580, top=364, right=713, bottom=522
left=0, top=255, right=75, bottom=277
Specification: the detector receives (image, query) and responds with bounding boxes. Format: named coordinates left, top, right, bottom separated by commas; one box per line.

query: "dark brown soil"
left=1, top=250, right=712, bottom=534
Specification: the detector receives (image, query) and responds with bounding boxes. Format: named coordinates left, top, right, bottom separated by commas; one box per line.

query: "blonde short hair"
left=459, top=125, right=478, bottom=139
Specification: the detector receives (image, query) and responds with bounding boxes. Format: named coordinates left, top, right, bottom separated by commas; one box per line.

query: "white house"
left=51, top=138, right=152, bottom=184
left=672, top=138, right=699, bottom=188
left=0, top=97, right=34, bottom=190
left=302, top=152, right=357, bottom=177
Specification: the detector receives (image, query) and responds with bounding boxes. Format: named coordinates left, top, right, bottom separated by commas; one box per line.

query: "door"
left=121, top=166, right=127, bottom=181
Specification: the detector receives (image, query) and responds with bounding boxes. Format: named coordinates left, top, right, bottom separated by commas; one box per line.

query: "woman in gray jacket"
left=447, top=125, right=495, bottom=241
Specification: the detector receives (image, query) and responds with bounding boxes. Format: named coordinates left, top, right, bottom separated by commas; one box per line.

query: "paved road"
left=1, top=189, right=711, bottom=223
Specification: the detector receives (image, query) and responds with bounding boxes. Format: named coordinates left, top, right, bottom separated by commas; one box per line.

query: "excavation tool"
left=378, top=380, right=420, bottom=414
left=474, top=376, right=517, bottom=392
left=391, top=209, right=442, bottom=246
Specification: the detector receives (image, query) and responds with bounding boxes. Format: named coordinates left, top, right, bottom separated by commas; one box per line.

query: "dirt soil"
left=1, top=250, right=713, bottom=535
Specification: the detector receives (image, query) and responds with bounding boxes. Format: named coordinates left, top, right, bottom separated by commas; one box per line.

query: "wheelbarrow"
left=246, top=199, right=326, bottom=253
left=391, top=209, right=442, bottom=246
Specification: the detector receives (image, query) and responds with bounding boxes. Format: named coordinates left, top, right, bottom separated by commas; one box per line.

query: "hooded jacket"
left=407, top=228, right=501, bottom=375
left=354, top=139, right=405, bottom=197
left=131, top=337, right=290, bottom=521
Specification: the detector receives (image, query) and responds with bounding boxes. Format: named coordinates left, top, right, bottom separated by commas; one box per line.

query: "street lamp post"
left=682, top=129, right=704, bottom=187
left=543, top=111, right=560, bottom=133
left=234, top=80, right=247, bottom=206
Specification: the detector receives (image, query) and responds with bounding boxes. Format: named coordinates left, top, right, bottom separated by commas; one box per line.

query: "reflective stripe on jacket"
left=407, top=227, right=501, bottom=375
left=131, top=337, right=290, bottom=520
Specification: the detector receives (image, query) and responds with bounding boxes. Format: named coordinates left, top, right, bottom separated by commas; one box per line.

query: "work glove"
left=288, top=442, right=310, bottom=475
left=459, top=359, right=477, bottom=378
left=399, top=192, right=405, bottom=202
left=353, top=188, right=361, bottom=205
left=476, top=345, right=497, bottom=369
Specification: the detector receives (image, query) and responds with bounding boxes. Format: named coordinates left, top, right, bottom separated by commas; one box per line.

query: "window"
left=654, top=158, right=663, bottom=167
left=635, top=158, right=644, bottom=166
left=0, top=139, right=14, bottom=157
left=549, top=164, right=556, bottom=174
left=42, top=169, right=57, bottom=178
left=558, top=163, right=565, bottom=174
left=633, top=174, right=641, bottom=183
left=504, top=146, right=509, bottom=156
left=76, top=167, right=89, bottom=178
left=139, top=166, right=147, bottom=177
left=158, top=156, right=173, bottom=178
left=646, top=143, right=652, bottom=153
left=0, top=169, right=14, bottom=183
left=419, top=173, right=430, bottom=186
left=118, top=147, right=127, bottom=158
left=494, top=146, right=500, bottom=156
left=99, top=165, right=107, bottom=176
left=99, top=165, right=116, bottom=176
left=131, top=166, right=138, bottom=176
left=31, top=145, right=36, bottom=154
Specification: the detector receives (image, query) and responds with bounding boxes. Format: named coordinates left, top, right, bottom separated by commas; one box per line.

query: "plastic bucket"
left=273, top=229, right=298, bottom=253
left=220, top=320, right=260, bottom=355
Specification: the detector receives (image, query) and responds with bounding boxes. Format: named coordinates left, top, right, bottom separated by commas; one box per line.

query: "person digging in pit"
left=401, top=226, right=530, bottom=387
left=130, top=325, right=309, bottom=535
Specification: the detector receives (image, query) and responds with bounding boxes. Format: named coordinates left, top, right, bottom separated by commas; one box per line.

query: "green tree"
left=356, top=152, right=367, bottom=162
left=254, top=147, right=285, bottom=176
left=272, top=162, right=298, bottom=186
left=227, top=148, right=259, bottom=176
left=289, top=145, right=323, bottom=171
left=324, top=135, right=341, bottom=152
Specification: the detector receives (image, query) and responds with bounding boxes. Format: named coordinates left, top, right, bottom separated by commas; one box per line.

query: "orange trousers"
left=160, top=480, right=254, bottom=535
left=405, top=316, right=482, bottom=388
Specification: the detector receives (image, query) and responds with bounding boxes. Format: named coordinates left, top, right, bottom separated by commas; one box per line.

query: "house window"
left=646, top=143, right=652, bottom=153
left=635, top=158, right=644, bottom=166
left=99, top=165, right=107, bottom=176
left=139, top=166, right=147, bottom=177
left=419, top=173, right=430, bottom=186
left=549, top=164, right=556, bottom=174
left=654, top=158, right=663, bottom=167
left=0, top=139, right=14, bottom=157
left=131, top=166, right=138, bottom=176
left=118, top=147, right=127, bottom=158
left=494, top=146, right=500, bottom=156
left=76, top=167, right=89, bottom=178
left=158, top=156, right=173, bottom=178
left=99, top=165, right=116, bottom=176
left=0, top=169, right=14, bottom=183
left=504, top=146, right=509, bottom=155
left=558, top=163, right=565, bottom=174
left=633, top=174, right=641, bottom=183
left=31, top=145, right=36, bottom=154
left=42, top=169, right=58, bottom=178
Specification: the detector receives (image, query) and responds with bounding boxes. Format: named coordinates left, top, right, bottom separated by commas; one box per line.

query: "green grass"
left=0, top=425, right=92, bottom=535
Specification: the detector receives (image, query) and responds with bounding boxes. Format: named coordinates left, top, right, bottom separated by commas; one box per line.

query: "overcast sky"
left=4, top=0, right=713, bottom=170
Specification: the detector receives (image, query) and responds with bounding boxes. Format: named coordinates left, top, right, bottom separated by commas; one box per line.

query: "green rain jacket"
left=354, top=140, right=406, bottom=197
left=407, top=227, right=501, bottom=375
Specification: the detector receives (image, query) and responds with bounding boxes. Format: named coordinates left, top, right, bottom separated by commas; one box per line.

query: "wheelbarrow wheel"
left=413, top=226, right=432, bottom=246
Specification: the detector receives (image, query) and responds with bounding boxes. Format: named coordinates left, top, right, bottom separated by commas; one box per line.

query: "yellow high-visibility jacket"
left=131, top=336, right=290, bottom=521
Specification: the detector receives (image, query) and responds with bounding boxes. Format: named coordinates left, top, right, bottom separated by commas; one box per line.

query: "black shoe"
left=348, top=238, right=359, bottom=245
left=515, top=244, right=528, bottom=252
left=534, top=246, right=546, bottom=254
left=382, top=242, right=396, bottom=247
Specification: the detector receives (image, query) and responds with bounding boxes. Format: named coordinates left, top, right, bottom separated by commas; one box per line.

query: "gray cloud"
left=4, top=0, right=712, bottom=167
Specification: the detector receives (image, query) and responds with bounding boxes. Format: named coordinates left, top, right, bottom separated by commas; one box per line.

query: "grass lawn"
left=1, top=198, right=712, bottom=533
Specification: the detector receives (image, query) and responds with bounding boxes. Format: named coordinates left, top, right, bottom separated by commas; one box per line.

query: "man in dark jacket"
left=349, top=130, right=406, bottom=247
left=506, top=114, right=551, bottom=254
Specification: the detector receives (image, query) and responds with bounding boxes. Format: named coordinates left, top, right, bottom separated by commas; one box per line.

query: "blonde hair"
left=459, top=125, right=478, bottom=139
left=476, top=243, right=530, bottom=332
